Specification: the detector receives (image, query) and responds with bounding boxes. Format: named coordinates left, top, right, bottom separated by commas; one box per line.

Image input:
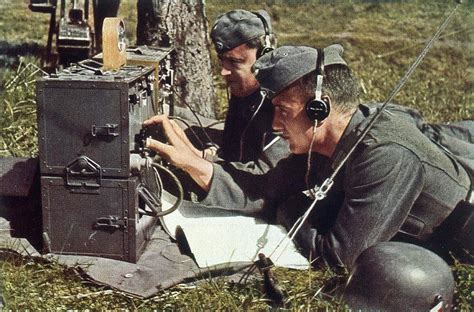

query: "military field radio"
left=36, top=18, right=176, bottom=263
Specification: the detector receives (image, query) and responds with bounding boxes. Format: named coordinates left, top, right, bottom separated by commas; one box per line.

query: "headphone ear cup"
left=305, top=98, right=330, bottom=121
left=257, top=46, right=274, bottom=59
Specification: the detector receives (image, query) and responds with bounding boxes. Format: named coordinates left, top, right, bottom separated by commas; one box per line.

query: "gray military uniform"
left=220, top=91, right=286, bottom=163
left=202, top=103, right=473, bottom=269
left=172, top=98, right=290, bottom=203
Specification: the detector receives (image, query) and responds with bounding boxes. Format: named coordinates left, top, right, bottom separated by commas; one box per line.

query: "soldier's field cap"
left=253, top=44, right=347, bottom=99
left=211, top=9, right=272, bottom=54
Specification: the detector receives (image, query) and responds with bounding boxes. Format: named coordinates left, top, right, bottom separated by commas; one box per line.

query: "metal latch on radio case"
left=66, top=155, right=102, bottom=188
left=93, top=216, right=127, bottom=232
left=91, top=123, right=119, bottom=137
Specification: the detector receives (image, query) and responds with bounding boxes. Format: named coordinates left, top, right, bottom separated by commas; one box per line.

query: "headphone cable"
left=304, top=122, right=318, bottom=199
left=238, top=91, right=267, bottom=162
left=169, top=116, right=206, bottom=150
left=181, top=100, right=216, bottom=146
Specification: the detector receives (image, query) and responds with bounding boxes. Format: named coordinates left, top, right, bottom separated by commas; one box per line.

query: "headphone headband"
left=252, top=11, right=271, bottom=39
left=315, top=48, right=325, bottom=101
left=316, top=49, right=324, bottom=74
left=252, top=11, right=273, bottom=58
left=305, top=48, right=330, bottom=122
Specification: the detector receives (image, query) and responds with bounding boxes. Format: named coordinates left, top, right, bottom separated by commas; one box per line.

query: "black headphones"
left=305, top=48, right=330, bottom=122
left=253, top=11, right=274, bottom=59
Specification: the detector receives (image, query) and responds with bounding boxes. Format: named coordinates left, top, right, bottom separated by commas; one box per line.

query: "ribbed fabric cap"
left=210, top=9, right=272, bottom=54
left=253, top=44, right=347, bottom=98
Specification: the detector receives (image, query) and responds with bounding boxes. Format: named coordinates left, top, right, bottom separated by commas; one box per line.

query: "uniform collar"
left=330, top=104, right=375, bottom=170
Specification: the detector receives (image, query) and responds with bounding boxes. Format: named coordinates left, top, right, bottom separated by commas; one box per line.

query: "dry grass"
left=0, top=57, right=41, bottom=157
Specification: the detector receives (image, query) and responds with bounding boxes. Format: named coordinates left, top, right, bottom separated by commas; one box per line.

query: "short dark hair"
left=301, top=64, right=360, bottom=113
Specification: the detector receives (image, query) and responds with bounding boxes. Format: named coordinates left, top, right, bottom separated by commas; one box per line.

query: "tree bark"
left=136, top=0, right=216, bottom=118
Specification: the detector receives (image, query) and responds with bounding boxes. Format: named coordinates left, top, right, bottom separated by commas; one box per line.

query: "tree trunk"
left=136, top=0, right=216, bottom=118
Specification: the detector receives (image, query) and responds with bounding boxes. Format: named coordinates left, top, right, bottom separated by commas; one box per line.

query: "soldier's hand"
left=143, top=115, right=199, bottom=168
left=143, top=115, right=214, bottom=191
left=168, top=118, right=202, bottom=158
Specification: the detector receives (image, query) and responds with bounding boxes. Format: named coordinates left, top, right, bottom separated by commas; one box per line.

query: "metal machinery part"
left=94, top=45, right=175, bottom=115
left=56, top=0, right=92, bottom=65
left=29, top=0, right=94, bottom=66
left=28, top=0, right=125, bottom=67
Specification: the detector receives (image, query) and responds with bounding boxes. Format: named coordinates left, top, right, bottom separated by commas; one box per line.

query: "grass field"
left=1, top=0, right=473, bottom=310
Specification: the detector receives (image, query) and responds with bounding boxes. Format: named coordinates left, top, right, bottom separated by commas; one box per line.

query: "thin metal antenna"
left=330, top=2, right=461, bottom=181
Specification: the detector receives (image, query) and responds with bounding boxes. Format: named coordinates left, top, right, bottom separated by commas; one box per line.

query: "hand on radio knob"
left=144, top=115, right=214, bottom=191
left=168, top=118, right=202, bottom=158
left=143, top=115, right=200, bottom=168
